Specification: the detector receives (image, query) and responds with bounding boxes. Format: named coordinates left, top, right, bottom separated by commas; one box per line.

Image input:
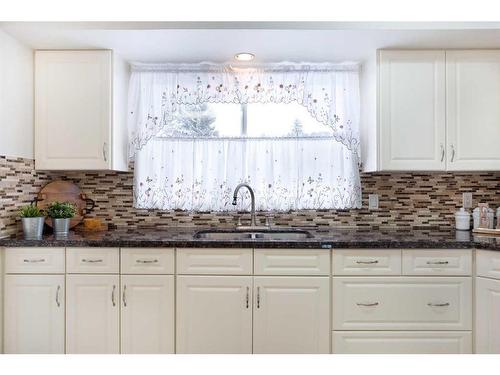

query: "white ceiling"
left=3, top=22, right=500, bottom=63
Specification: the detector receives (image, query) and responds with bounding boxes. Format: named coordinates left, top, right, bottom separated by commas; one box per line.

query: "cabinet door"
left=475, top=277, right=500, bottom=353
left=35, top=50, right=111, bottom=170
left=176, top=276, right=252, bottom=353
left=379, top=50, right=446, bottom=171
left=4, top=275, right=65, bottom=354
left=333, top=331, right=472, bottom=354
left=121, top=275, right=175, bottom=354
left=446, top=50, right=500, bottom=170
left=253, top=276, right=330, bottom=354
left=66, top=274, right=119, bottom=354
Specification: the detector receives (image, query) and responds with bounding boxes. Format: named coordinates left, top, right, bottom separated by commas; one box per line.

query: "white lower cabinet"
left=475, top=276, right=500, bottom=353
left=333, top=331, right=472, bottom=354
left=66, top=274, right=120, bottom=354
left=176, top=275, right=253, bottom=354
left=120, top=275, right=175, bottom=354
left=4, top=275, right=65, bottom=354
left=253, top=276, right=330, bottom=354
left=333, top=277, right=472, bottom=331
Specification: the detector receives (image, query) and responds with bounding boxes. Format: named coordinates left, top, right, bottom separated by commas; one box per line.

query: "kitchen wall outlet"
left=463, top=192, right=473, bottom=209
left=368, top=194, right=379, bottom=210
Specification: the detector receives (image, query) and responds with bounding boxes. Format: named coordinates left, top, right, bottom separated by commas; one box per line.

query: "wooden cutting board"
left=36, top=180, right=95, bottom=228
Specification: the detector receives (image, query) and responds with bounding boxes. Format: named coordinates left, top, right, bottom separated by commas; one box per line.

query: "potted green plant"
left=46, top=201, right=76, bottom=237
left=19, top=204, right=45, bottom=240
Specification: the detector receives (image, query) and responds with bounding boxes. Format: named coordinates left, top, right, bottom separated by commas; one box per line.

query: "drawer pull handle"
left=56, top=285, right=61, bottom=307
left=426, top=260, right=449, bottom=265
left=427, top=302, right=450, bottom=307
left=356, top=260, right=379, bottom=265
left=23, top=258, right=45, bottom=263
left=245, top=286, right=249, bottom=309
left=123, top=285, right=127, bottom=307
left=82, top=259, right=103, bottom=263
left=112, top=285, right=116, bottom=307
left=257, top=287, right=261, bottom=309
left=136, top=259, right=159, bottom=264
left=356, top=302, right=379, bottom=307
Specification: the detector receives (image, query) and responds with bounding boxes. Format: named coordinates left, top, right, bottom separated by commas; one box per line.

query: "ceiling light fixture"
left=234, top=52, right=255, bottom=62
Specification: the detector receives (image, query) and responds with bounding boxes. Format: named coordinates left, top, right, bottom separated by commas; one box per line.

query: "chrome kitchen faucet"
left=232, top=183, right=268, bottom=230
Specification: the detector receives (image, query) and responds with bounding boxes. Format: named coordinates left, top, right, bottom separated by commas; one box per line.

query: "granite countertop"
left=1, top=226, right=500, bottom=250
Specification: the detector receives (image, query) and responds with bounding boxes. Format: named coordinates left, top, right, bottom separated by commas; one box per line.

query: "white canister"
left=455, top=208, right=471, bottom=231
left=496, top=207, right=500, bottom=228
left=473, top=207, right=495, bottom=229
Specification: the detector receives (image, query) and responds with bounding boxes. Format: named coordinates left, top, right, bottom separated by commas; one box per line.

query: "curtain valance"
left=127, top=62, right=361, bottom=158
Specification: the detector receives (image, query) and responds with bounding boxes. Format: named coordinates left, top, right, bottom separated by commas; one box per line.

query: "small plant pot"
left=52, top=218, right=71, bottom=237
left=21, top=217, right=45, bottom=240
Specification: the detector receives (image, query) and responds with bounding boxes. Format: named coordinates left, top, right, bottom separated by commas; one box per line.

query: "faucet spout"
left=232, top=183, right=257, bottom=227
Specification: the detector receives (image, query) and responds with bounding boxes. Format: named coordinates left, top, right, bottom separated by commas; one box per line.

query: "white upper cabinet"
left=35, top=50, right=128, bottom=171
left=378, top=50, right=446, bottom=171
left=446, top=50, right=500, bottom=170
left=376, top=49, right=500, bottom=171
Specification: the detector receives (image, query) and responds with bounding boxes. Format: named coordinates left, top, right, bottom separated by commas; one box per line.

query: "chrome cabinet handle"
left=102, top=142, right=107, bottom=162
left=356, top=260, right=379, bottom=265
left=426, top=260, right=449, bottom=265
left=56, top=285, right=61, bottom=307
left=257, top=287, right=261, bottom=309
left=440, top=144, right=445, bottom=162
left=23, top=258, right=45, bottom=263
left=450, top=144, right=455, bottom=162
left=245, top=286, right=249, bottom=309
left=112, top=285, right=116, bottom=307
left=122, top=285, right=127, bottom=307
left=82, top=259, right=103, bottom=263
left=356, top=302, right=379, bottom=307
left=136, top=259, right=159, bottom=264
left=427, top=302, right=450, bottom=307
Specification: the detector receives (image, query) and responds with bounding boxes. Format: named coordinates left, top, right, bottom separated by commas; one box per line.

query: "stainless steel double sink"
left=194, top=228, right=313, bottom=240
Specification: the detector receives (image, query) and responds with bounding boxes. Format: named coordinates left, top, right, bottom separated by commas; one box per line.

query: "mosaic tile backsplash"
left=1, top=155, right=500, bottom=237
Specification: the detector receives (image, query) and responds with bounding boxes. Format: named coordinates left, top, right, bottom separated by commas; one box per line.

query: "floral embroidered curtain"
left=127, top=62, right=361, bottom=157
left=128, top=62, right=362, bottom=211
left=134, top=137, right=361, bottom=211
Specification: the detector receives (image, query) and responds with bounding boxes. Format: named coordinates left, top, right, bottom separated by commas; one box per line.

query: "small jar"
left=455, top=208, right=471, bottom=231
left=473, top=207, right=495, bottom=229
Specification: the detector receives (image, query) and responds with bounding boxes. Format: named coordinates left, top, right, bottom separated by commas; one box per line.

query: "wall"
left=0, top=29, right=34, bottom=352
left=0, top=29, right=34, bottom=159
left=2, top=156, right=500, bottom=237
left=359, top=52, right=378, bottom=172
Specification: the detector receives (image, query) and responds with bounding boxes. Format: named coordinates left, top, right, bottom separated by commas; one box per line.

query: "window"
left=157, top=102, right=332, bottom=138
left=129, top=62, right=361, bottom=212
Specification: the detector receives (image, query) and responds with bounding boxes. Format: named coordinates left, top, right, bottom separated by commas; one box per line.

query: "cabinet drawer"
left=332, top=277, right=472, bottom=330
left=332, top=331, right=472, bottom=354
left=121, top=248, right=174, bottom=274
left=177, top=248, right=252, bottom=275
left=476, top=250, right=500, bottom=280
left=254, top=249, right=330, bottom=275
left=402, top=249, right=472, bottom=275
left=66, top=248, right=119, bottom=274
left=5, top=247, right=65, bottom=274
left=333, top=249, right=401, bottom=275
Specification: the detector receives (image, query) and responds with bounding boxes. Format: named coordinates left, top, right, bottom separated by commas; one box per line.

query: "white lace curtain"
left=134, top=137, right=361, bottom=211
left=128, top=62, right=362, bottom=211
